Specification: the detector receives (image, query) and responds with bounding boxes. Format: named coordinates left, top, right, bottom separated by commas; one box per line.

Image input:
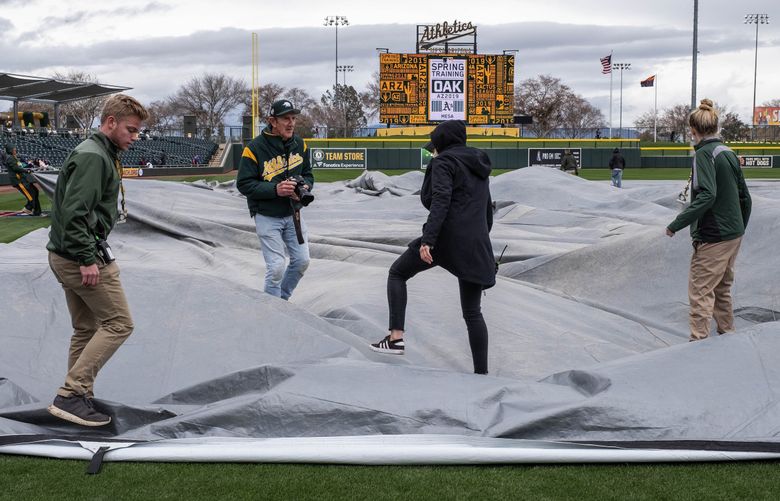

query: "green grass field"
left=1, top=455, right=778, bottom=500
left=2, top=171, right=779, bottom=498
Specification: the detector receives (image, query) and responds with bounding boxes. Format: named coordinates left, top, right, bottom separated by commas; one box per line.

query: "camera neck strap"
left=114, top=158, right=127, bottom=223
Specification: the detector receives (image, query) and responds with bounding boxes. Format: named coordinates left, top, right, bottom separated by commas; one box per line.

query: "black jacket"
left=609, top=153, right=625, bottom=170
left=413, top=120, right=496, bottom=288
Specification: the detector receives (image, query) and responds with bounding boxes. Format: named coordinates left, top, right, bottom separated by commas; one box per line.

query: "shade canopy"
left=0, top=72, right=130, bottom=104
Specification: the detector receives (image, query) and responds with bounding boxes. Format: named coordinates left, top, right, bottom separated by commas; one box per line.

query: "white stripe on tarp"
left=2, top=435, right=780, bottom=464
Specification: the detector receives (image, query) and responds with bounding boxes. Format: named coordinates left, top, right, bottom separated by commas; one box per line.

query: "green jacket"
left=668, top=138, right=751, bottom=242
left=236, top=127, right=313, bottom=218
left=46, top=133, right=122, bottom=265
left=560, top=153, right=578, bottom=171
left=3, top=149, right=27, bottom=187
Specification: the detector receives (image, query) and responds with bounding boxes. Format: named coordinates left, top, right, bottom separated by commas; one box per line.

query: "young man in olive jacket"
left=666, top=100, right=751, bottom=342
left=237, top=99, right=313, bottom=300
left=46, top=94, right=148, bottom=426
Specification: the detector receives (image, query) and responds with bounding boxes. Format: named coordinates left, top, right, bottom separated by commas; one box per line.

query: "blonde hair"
left=100, top=94, right=149, bottom=124
left=688, top=98, right=719, bottom=136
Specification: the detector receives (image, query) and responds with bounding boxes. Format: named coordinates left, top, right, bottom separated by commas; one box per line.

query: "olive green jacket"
left=46, top=133, right=122, bottom=265
left=3, top=150, right=27, bottom=187
left=668, top=138, right=751, bottom=242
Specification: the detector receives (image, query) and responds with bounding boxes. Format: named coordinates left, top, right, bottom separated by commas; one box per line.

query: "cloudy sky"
left=1, top=0, right=777, bottom=125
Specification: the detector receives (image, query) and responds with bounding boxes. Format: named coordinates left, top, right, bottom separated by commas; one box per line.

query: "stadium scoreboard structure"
left=379, top=53, right=514, bottom=125
left=378, top=20, right=515, bottom=126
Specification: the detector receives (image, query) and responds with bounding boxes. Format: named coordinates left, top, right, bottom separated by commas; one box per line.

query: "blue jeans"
left=611, top=168, right=623, bottom=188
left=254, top=213, right=310, bottom=300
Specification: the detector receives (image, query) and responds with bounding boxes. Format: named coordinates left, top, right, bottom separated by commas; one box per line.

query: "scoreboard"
left=379, top=53, right=515, bottom=125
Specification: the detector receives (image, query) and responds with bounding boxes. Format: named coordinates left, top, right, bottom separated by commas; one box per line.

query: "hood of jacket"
left=430, top=120, right=466, bottom=153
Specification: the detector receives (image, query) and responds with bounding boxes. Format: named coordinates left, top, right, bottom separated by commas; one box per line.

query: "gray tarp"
left=1, top=168, right=778, bottom=461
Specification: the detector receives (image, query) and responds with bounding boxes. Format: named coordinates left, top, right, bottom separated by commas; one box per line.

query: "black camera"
left=290, top=175, right=314, bottom=207
left=95, top=238, right=115, bottom=263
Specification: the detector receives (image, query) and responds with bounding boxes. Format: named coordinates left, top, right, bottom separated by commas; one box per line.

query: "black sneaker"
left=370, top=335, right=405, bottom=355
left=47, top=395, right=111, bottom=427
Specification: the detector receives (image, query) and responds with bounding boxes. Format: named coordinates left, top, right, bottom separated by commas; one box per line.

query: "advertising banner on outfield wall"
left=122, top=168, right=143, bottom=177
left=310, top=148, right=367, bottom=169
left=753, top=107, right=780, bottom=126
left=528, top=148, right=581, bottom=168
left=739, top=155, right=773, bottom=168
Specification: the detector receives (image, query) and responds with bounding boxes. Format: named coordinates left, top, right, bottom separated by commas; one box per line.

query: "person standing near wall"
left=560, top=149, right=579, bottom=175
left=609, top=148, right=626, bottom=188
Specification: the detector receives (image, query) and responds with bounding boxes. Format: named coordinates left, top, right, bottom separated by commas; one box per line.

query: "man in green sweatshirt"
left=46, top=94, right=149, bottom=426
left=666, top=99, right=751, bottom=342
left=237, top=99, right=313, bottom=300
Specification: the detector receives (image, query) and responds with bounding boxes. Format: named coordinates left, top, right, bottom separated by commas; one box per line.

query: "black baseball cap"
left=422, top=141, right=435, bottom=152
left=270, top=99, right=301, bottom=117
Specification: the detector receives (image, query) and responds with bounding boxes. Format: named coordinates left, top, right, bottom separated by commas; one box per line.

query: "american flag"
left=600, top=54, right=612, bottom=74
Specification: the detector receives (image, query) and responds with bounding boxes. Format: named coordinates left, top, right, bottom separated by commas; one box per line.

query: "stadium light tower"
left=324, top=16, right=349, bottom=91
left=613, top=62, right=631, bottom=136
left=745, top=14, right=769, bottom=128
left=337, top=65, right=354, bottom=86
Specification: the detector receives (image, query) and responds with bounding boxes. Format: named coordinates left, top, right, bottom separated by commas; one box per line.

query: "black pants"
left=15, top=181, right=41, bottom=215
left=387, top=247, right=489, bottom=374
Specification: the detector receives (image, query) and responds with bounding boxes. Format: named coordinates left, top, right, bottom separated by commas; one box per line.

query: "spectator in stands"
left=609, top=148, right=626, bottom=188
left=666, top=99, right=752, bottom=342
left=237, top=99, right=313, bottom=301
left=3, top=143, right=41, bottom=215
left=560, top=149, right=579, bottom=175
left=369, top=120, right=495, bottom=375
left=46, top=94, right=149, bottom=427
left=159, top=150, right=167, bottom=167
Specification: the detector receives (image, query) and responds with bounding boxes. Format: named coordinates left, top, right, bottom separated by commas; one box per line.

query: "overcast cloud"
left=1, top=0, right=777, bottom=124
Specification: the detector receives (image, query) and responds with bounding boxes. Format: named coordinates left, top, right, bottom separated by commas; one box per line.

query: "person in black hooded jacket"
left=370, top=120, right=496, bottom=374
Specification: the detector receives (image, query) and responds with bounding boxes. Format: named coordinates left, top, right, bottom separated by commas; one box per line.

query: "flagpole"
left=609, top=52, right=613, bottom=139
left=653, top=74, right=658, bottom=143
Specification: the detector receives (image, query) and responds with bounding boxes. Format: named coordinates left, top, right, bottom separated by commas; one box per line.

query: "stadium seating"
left=0, top=132, right=219, bottom=168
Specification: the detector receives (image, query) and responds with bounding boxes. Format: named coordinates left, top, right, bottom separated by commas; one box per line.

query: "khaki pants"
left=688, top=236, right=742, bottom=341
left=48, top=252, right=134, bottom=398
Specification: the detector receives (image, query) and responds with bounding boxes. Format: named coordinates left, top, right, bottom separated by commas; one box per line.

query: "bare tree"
left=285, top=87, right=318, bottom=137
left=761, top=99, right=780, bottom=107
left=359, top=71, right=381, bottom=122
left=313, top=84, right=367, bottom=137
left=663, top=104, right=693, bottom=142
left=560, top=96, right=605, bottom=138
left=239, top=84, right=318, bottom=137
left=53, top=71, right=109, bottom=129
left=720, top=111, right=748, bottom=142
left=241, top=82, right=285, bottom=118
left=145, top=99, right=181, bottom=131
left=169, top=73, right=247, bottom=137
left=515, top=75, right=573, bottom=138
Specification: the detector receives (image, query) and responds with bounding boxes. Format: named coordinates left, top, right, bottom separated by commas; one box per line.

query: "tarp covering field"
left=1, top=168, right=779, bottom=463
